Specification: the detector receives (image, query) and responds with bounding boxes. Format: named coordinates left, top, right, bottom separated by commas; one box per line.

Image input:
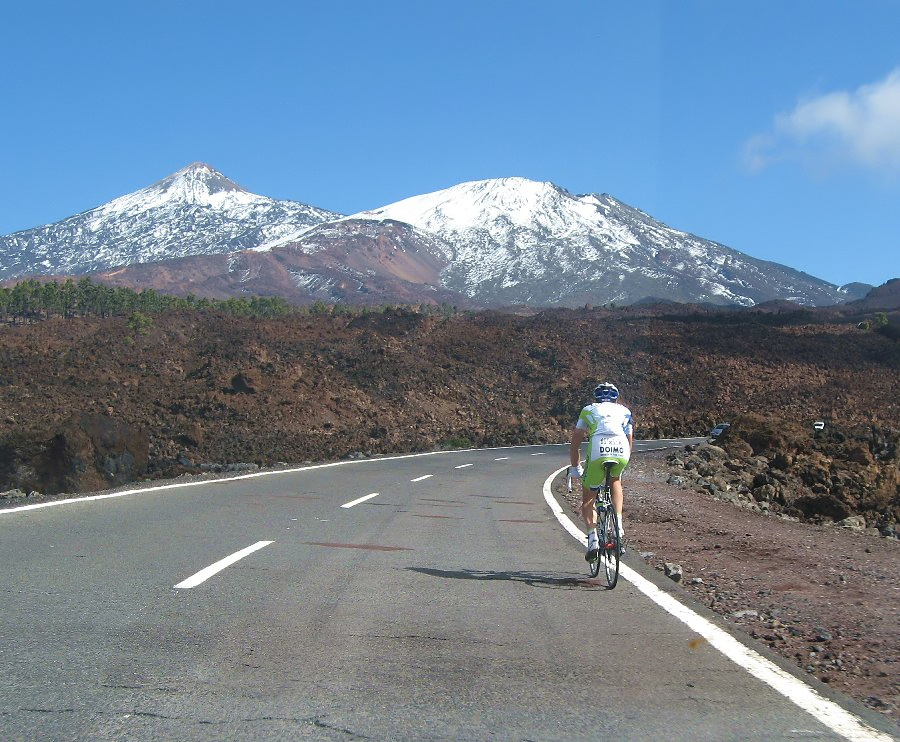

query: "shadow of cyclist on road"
left=405, top=566, right=607, bottom=590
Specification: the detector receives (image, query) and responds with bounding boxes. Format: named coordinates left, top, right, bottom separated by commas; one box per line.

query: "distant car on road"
left=709, top=423, right=730, bottom=439
left=813, top=421, right=825, bottom=431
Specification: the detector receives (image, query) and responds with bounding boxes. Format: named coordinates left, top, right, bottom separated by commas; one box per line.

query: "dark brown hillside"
left=0, top=306, right=897, bottom=525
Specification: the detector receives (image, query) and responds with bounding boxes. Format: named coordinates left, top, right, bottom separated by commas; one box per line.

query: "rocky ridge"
left=665, top=416, right=899, bottom=536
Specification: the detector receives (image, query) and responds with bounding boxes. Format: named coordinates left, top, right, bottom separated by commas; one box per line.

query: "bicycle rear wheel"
left=601, top=508, right=620, bottom=589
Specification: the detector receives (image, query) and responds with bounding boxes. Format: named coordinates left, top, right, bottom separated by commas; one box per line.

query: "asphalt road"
left=0, top=442, right=892, bottom=741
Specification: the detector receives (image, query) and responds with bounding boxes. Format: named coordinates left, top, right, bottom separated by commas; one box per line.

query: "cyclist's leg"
left=580, top=480, right=601, bottom=560
left=610, top=476, right=626, bottom=550
left=610, top=477, right=624, bottom=519
left=580, top=481, right=597, bottom=531
left=608, top=456, right=630, bottom=549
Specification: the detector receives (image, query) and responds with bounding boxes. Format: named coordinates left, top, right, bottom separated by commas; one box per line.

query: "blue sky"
left=2, top=1, right=899, bottom=287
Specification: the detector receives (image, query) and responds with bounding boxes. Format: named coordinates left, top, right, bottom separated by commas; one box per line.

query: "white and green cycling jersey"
left=575, top=401, right=633, bottom=486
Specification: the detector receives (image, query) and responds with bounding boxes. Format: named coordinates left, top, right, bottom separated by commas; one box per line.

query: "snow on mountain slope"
left=0, top=163, right=339, bottom=280
left=360, top=177, right=610, bottom=237
left=0, top=167, right=865, bottom=308
left=351, top=178, right=852, bottom=307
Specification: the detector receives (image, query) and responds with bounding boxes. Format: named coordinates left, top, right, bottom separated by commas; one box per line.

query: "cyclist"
left=569, top=382, right=634, bottom=561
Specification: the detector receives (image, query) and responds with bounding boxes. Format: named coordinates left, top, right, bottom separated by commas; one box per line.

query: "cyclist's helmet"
left=593, top=382, right=619, bottom=402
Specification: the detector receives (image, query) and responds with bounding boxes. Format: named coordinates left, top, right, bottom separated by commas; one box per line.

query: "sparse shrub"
left=442, top=436, right=473, bottom=449
left=126, top=311, right=154, bottom=336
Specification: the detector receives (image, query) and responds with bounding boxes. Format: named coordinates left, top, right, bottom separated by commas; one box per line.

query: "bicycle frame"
left=588, top=460, right=620, bottom=588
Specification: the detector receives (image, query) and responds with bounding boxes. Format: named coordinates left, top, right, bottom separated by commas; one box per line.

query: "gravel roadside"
left=555, top=448, right=899, bottom=726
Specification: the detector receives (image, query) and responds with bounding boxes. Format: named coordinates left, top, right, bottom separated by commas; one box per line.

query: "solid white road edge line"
left=341, top=492, right=380, bottom=509
left=0, top=443, right=562, bottom=516
left=542, top=466, right=892, bottom=742
left=0, top=441, right=694, bottom=517
left=174, top=540, right=274, bottom=590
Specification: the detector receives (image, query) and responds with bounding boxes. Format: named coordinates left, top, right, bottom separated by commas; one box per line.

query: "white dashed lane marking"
left=174, top=541, right=274, bottom=589
left=341, top=492, right=381, bottom=509
left=411, top=475, right=433, bottom=482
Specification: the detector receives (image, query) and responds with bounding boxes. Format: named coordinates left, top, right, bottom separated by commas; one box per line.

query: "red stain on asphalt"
left=304, top=542, right=413, bottom=552
left=412, top=514, right=463, bottom=520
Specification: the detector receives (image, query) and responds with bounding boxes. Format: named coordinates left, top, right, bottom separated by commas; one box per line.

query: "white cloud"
left=743, top=68, right=900, bottom=177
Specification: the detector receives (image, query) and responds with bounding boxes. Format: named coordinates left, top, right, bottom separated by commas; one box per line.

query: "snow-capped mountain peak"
left=353, top=177, right=647, bottom=260
left=0, top=164, right=340, bottom=280
left=358, top=177, right=596, bottom=234
left=151, top=162, right=248, bottom=200
left=349, top=176, right=850, bottom=307
left=93, top=162, right=263, bottom=221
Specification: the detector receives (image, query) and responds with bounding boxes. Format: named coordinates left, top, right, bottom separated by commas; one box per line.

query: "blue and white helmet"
left=593, top=382, right=619, bottom=402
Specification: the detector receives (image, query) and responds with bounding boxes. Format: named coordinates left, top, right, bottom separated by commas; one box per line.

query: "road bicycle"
left=587, top=460, right=621, bottom=589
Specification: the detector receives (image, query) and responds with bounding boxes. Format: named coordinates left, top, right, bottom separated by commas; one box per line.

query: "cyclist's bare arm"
left=570, top=426, right=586, bottom=468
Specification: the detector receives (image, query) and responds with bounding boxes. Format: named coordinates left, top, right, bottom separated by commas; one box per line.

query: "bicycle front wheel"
left=601, top=508, right=620, bottom=589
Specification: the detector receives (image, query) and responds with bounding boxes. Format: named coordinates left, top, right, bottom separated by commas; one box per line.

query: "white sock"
left=618, top=515, right=625, bottom=537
